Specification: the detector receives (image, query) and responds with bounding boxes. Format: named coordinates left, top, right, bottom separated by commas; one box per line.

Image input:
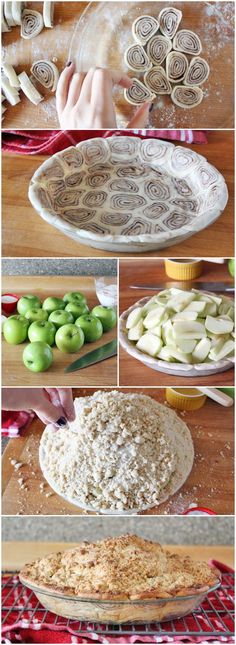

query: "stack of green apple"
left=3, top=292, right=117, bottom=372
left=125, top=288, right=234, bottom=364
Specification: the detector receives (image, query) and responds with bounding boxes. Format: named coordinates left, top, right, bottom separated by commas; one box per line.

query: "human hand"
left=2, top=388, right=75, bottom=426
left=56, top=63, right=151, bottom=129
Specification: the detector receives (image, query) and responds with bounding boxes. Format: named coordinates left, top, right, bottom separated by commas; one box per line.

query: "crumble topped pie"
left=20, top=535, right=220, bottom=601
left=40, top=391, right=194, bottom=512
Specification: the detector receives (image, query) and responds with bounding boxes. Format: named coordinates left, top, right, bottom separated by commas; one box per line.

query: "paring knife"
left=65, top=339, right=117, bottom=373
left=129, top=281, right=234, bottom=292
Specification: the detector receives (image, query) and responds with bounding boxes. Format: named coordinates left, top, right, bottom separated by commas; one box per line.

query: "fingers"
left=126, top=101, right=151, bottom=128
left=67, top=71, right=86, bottom=106
left=57, top=389, right=75, bottom=422
left=56, top=62, right=75, bottom=114
left=110, top=71, right=133, bottom=89
left=35, top=396, right=65, bottom=425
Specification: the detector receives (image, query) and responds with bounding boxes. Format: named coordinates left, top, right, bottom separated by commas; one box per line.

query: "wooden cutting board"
left=119, top=260, right=235, bottom=387
left=2, top=387, right=234, bottom=516
left=2, top=1, right=89, bottom=129
left=2, top=125, right=234, bottom=260
left=2, top=2, right=234, bottom=129
left=2, top=542, right=234, bottom=571
left=2, top=276, right=117, bottom=386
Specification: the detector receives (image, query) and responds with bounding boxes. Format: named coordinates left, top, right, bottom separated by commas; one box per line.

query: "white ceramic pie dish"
left=28, top=136, right=228, bottom=253
left=119, top=293, right=234, bottom=377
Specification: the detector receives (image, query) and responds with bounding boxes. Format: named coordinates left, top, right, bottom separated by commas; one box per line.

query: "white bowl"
left=28, top=136, right=228, bottom=253
left=119, top=294, right=234, bottom=377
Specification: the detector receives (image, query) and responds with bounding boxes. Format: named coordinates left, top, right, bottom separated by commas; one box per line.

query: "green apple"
left=55, top=323, right=84, bottom=353
left=28, top=321, right=56, bottom=346
left=92, top=305, right=117, bottom=332
left=3, top=315, right=29, bottom=344
left=17, top=295, right=41, bottom=316
left=49, top=309, right=74, bottom=329
left=25, top=308, right=48, bottom=324
left=63, top=292, right=87, bottom=306
left=42, top=297, right=65, bottom=314
left=228, top=259, right=235, bottom=278
left=23, top=341, right=53, bottom=372
left=75, top=314, right=103, bottom=343
left=65, top=302, right=89, bottom=320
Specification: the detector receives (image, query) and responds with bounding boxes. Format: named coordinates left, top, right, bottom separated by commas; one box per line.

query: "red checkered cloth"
left=2, top=130, right=208, bottom=155
left=2, top=411, right=35, bottom=438
left=1, top=562, right=234, bottom=644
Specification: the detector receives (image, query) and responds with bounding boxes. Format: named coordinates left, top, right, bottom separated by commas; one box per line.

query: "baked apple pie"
left=20, top=535, right=221, bottom=624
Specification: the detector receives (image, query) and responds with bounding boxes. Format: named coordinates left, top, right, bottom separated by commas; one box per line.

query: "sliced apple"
left=167, top=291, right=195, bottom=313
left=143, top=306, right=165, bottom=329
left=175, top=338, right=197, bottom=353
left=205, top=316, right=234, bottom=335
left=126, top=307, right=143, bottom=329
left=173, top=321, right=206, bottom=336
left=192, top=338, right=211, bottom=362
left=164, top=346, right=193, bottom=364
left=136, top=333, right=163, bottom=357
left=173, top=311, right=198, bottom=321
left=183, top=301, right=206, bottom=313
left=128, top=320, right=144, bottom=341
left=209, top=339, right=235, bottom=361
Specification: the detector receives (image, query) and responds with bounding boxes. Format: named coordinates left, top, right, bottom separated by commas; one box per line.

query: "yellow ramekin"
left=165, top=388, right=206, bottom=410
left=164, top=259, right=203, bottom=280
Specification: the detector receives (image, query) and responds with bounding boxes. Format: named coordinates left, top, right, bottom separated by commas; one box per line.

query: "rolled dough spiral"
left=184, top=57, right=210, bottom=86
left=132, top=15, right=159, bottom=44
left=144, top=67, right=172, bottom=95
left=31, top=60, right=59, bottom=91
left=21, top=9, right=44, bottom=39
left=124, top=44, right=152, bottom=72
left=166, top=51, right=188, bottom=83
left=171, top=85, right=203, bottom=109
left=173, top=29, right=202, bottom=55
left=158, top=7, right=182, bottom=38
left=147, top=34, right=172, bottom=65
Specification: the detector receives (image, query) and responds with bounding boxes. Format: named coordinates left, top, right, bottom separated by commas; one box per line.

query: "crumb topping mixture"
left=40, top=391, right=193, bottom=511
left=21, top=535, right=220, bottom=599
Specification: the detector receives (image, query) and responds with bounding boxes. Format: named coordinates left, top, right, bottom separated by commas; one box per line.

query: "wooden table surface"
left=119, top=260, right=235, bottom=386
left=2, top=1, right=89, bottom=129
left=2, top=131, right=234, bottom=258
left=2, top=387, right=234, bottom=516
left=2, top=2, right=234, bottom=129
left=2, top=276, right=117, bottom=387
left=3, top=542, right=234, bottom=571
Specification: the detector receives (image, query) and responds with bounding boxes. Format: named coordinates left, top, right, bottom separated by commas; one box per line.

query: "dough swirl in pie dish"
left=40, top=391, right=194, bottom=513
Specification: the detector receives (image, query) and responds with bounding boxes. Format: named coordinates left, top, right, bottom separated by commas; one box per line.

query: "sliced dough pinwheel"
left=2, top=63, right=20, bottom=88
left=173, top=29, right=202, bottom=55
left=184, top=57, right=210, bottom=86
left=21, top=9, right=44, bottom=39
left=166, top=51, right=188, bottom=83
left=124, top=78, right=155, bottom=105
left=31, top=60, right=59, bottom=91
left=18, top=71, right=43, bottom=105
left=43, top=1, right=54, bottom=28
left=1, top=3, right=11, bottom=31
left=171, top=85, right=203, bottom=109
left=144, top=66, right=172, bottom=95
left=1, top=75, right=20, bottom=105
left=11, top=1, right=24, bottom=25
left=4, top=2, right=16, bottom=26
left=132, top=15, right=159, bottom=45
left=147, top=34, right=172, bottom=65
left=158, top=7, right=182, bottom=39
left=124, top=44, right=152, bottom=72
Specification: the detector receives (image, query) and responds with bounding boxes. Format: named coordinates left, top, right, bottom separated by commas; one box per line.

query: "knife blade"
left=130, top=281, right=234, bottom=292
left=65, top=339, right=117, bottom=373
